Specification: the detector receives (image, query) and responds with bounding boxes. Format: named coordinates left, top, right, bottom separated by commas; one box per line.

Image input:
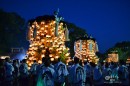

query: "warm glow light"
left=38, top=60, right=42, bottom=64
left=44, top=30, right=47, bottom=33
left=41, top=21, right=45, bottom=24
left=32, top=25, right=35, bottom=28
left=28, top=67, right=30, bottom=70
left=29, top=57, right=32, bottom=60
left=49, top=54, right=53, bottom=57
left=41, top=27, right=44, bottom=30
left=65, top=53, right=70, bottom=56
left=55, top=56, right=59, bottom=59
left=74, top=39, right=99, bottom=63
left=50, top=58, right=54, bottom=61
left=45, top=25, right=48, bottom=27
left=53, top=21, right=55, bottom=24
left=41, top=54, right=45, bottom=57
left=50, top=40, right=53, bottom=42
left=41, top=39, right=45, bottom=42
left=28, top=63, right=31, bottom=67
left=59, top=51, right=62, bottom=54
left=40, top=45, right=44, bottom=48
left=26, top=16, right=70, bottom=66
left=84, top=59, right=87, bottom=61
left=0, top=56, right=10, bottom=59
left=46, top=35, right=51, bottom=38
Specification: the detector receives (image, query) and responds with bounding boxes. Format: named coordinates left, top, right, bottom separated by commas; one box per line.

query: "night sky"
left=0, top=0, right=130, bottom=53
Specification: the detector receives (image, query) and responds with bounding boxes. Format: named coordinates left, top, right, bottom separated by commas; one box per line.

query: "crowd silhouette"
left=0, top=56, right=130, bottom=86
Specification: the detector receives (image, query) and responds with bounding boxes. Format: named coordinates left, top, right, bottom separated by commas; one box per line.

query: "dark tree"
left=0, top=9, right=28, bottom=54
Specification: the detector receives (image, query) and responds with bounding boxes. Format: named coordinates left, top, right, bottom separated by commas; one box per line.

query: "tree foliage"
left=0, top=9, right=27, bottom=54
left=105, top=41, right=130, bottom=61
left=0, top=10, right=87, bottom=57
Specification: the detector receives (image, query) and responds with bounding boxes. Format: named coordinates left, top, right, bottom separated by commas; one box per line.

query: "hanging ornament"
left=79, top=40, right=82, bottom=51
left=96, top=42, right=99, bottom=52
left=65, top=24, right=70, bottom=41
left=33, top=27, right=37, bottom=39
left=27, top=26, right=31, bottom=40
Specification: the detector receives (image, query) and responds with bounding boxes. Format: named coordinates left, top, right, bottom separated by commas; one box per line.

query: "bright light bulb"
left=41, top=27, right=44, bottom=30
left=38, top=60, right=42, bottom=64
left=55, top=56, right=59, bottom=59
left=49, top=54, right=53, bottom=57
left=40, top=45, right=44, bottom=48
left=50, top=58, right=54, bottom=61
left=32, top=25, right=35, bottom=28
left=44, top=30, right=47, bottom=33
left=46, top=35, right=51, bottom=37
left=45, top=25, right=48, bottom=27
left=65, top=53, right=69, bottom=56
left=29, top=63, right=31, bottom=66
left=41, top=54, right=45, bottom=57
left=41, top=39, right=45, bottom=42
left=53, top=21, right=55, bottom=24
left=41, top=21, right=45, bottom=24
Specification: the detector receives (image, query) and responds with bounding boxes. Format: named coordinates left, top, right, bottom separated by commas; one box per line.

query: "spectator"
left=30, top=60, right=38, bottom=86
left=69, top=57, right=86, bottom=86
left=36, top=58, right=56, bottom=86
left=84, top=61, right=92, bottom=86
left=4, top=58, right=14, bottom=86
left=102, top=62, right=111, bottom=85
left=118, top=60, right=129, bottom=85
left=19, top=59, right=29, bottom=86
left=30, top=60, right=38, bottom=75
left=91, top=62, right=103, bottom=86
left=0, top=59, right=5, bottom=86
left=13, top=60, right=19, bottom=86
left=54, top=57, right=69, bottom=86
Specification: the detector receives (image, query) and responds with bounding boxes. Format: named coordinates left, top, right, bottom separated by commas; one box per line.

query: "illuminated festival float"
left=74, top=35, right=99, bottom=63
left=26, top=10, right=70, bottom=67
left=106, top=51, right=119, bottom=63
left=126, top=57, right=130, bottom=64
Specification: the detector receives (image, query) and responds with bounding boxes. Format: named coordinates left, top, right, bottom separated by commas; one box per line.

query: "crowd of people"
left=0, top=56, right=130, bottom=86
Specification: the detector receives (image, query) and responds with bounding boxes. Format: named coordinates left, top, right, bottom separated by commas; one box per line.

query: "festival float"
left=106, top=51, right=119, bottom=63
left=26, top=10, right=70, bottom=67
left=74, top=35, right=99, bottom=64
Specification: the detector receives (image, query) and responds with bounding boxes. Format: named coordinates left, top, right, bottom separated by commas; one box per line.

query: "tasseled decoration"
left=79, top=40, right=82, bottom=58
left=89, top=43, right=93, bottom=51
left=33, top=27, right=37, bottom=39
left=55, top=20, right=59, bottom=37
left=74, top=42, right=76, bottom=52
left=79, top=40, right=82, bottom=51
left=27, top=27, right=31, bottom=40
left=65, top=25, right=70, bottom=41
left=96, top=42, right=99, bottom=52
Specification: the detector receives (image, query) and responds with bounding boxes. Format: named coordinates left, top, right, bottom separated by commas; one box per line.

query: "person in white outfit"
left=54, top=57, right=69, bottom=86
left=69, top=57, right=86, bottom=86
left=102, top=62, right=111, bottom=85
left=4, top=58, right=14, bottom=86
left=118, top=60, right=129, bottom=85
left=30, top=60, right=38, bottom=86
left=19, top=59, right=29, bottom=86
left=91, top=62, right=103, bottom=86
left=36, top=58, right=56, bottom=86
left=84, top=61, right=92, bottom=86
